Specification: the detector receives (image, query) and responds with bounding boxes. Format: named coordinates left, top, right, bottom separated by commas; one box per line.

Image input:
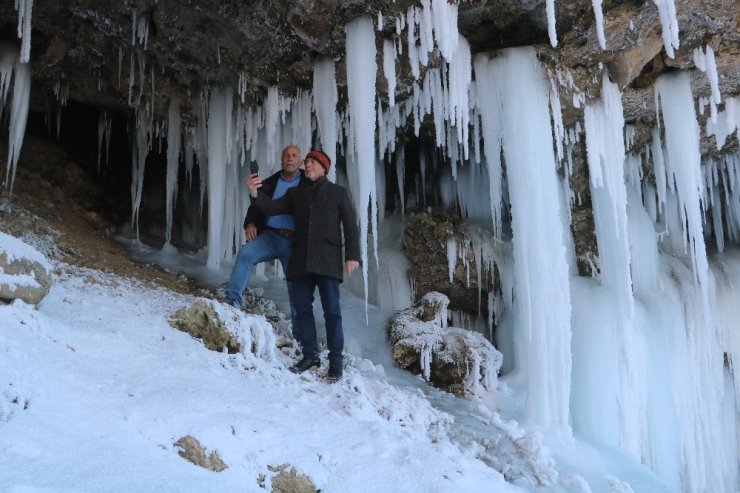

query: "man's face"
left=304, top=157, right=326, bottom=181
left=281, top=146, right=301, bottom=175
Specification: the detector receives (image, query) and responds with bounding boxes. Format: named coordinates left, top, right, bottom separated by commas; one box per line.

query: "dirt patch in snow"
left=0, top=135, right=204, bottom=297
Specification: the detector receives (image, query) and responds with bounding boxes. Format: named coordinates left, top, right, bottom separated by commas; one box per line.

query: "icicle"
left=382, top=40, right=397, bottom=108
left=15, top=0, right=34, bottom=63
left=592, top=0, right=606, bottom=49
left=291, top=90, right=312, bottom=155
left=431, top=0, right=459, bottom=62
left=693, top=45, right=722, bottom=127
left=448, top=36, right=472, bottom=160
left=654, top=71, right=710, bottom=315
left=706, top=97, right=739, bottom=150
left=165, top=96, right=182, bottom=244
left=4, top=51, right=30, bottom=193
left=549, top=75, right=565, bottom=163
left=406, top=8, right=420, bottom=80
left=97, top=110, right=113, bottom=172
left=546, top=0, right=558, bottom=47
left=395, top=148, right=406, bottom=216
left=313, top=58, right=338, bottom=182
left=346, top=16, right=378, bottom=317
left=653, top=0, right=680, bottom=58
left=130, top=106, right=152, bottom=236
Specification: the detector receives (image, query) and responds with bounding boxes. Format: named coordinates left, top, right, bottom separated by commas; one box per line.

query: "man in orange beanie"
left=247, top=149, right=360, bottom=382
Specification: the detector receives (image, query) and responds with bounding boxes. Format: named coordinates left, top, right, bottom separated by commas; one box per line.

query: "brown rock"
left=175, top=435, right=227, bottom=472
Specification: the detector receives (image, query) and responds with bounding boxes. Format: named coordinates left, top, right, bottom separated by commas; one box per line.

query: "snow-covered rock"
left=389, top=292, right=503, bottom=396
left=0, top=231, right=53, bottom=306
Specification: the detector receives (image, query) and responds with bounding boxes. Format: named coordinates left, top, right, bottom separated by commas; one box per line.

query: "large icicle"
left=312, top=58, right=338, bottom=182
left=653, top=0, right=680, bottom=58
left=654, top=72, right=710, bottom=312
left=592, top=0, right=606, bottom=49
left=584, top=74, right=633, bottom=317
left=165, top=96, right=182, bottom=244
left=580, top=73, right=643, bottom=457
left=345, top=16, right=378, bottom=311
left=130, top=106, right=152, bottom=235
left=3, top=49, right=30, bottom=192
left=447, top=36, right=472, bottom=160
left=15, top=0, right=33, bottom=63
left=475, top=47, right=572, bottom=428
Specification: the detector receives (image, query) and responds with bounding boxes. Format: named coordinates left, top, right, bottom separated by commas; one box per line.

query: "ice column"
left=313, top=58, right=338, bottom=182
left=475, top=47, right=572, bottom=427
left=206, top=86, right=233, bottom=268
left=165, top=97, right=182, bottom=244
left=345, top=16, right=378, bottom=305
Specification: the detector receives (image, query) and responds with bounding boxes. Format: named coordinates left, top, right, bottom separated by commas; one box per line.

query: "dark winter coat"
left=254, top=177, right=361, bottom=281
left=243, top=169, right=305, bottom=231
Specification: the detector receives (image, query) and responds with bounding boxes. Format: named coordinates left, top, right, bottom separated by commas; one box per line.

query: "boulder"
left=0, top=232, right=53, bottom=306
left=170, top=300, right=240, bottom=353
left=389, top=292, right=503, bottom=396
left=268, top=464, right=317, bottom=493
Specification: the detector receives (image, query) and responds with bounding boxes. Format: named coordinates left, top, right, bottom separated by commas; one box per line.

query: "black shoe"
left=327, top=360, right=343, bottom=382
left=289, top=356, right=320, bottom=374
left=225, top=299, right=241, bottom=309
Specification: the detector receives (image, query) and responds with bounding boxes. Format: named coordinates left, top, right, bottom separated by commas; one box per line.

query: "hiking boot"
left=327, top=360, right=343, bottom=382
left=225, top=298, right=241, bottom=309
left=289, top=356, right=320, bottom=374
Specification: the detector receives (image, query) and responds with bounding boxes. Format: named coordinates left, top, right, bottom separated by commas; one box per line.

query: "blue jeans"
left=225, top=230, right=297, bottom=334
left=291, top=273, right=343, bottom=364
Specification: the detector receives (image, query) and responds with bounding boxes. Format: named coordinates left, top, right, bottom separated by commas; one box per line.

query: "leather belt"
left=265, top=226, right=294, bottom=237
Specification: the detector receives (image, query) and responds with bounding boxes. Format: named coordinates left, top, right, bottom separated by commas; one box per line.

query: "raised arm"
left=247, top=172, right=292, bottom=216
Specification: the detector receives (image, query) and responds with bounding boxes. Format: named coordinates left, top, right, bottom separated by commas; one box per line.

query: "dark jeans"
left=291, top=273, right=343, bottom=364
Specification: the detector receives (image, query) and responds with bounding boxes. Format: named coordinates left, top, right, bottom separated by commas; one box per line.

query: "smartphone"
left=250, top=161, right=259, bottom=174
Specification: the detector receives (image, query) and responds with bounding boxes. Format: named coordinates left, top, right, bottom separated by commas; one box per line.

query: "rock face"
left=0, top=232, right=53, bottom=305
left=389, top=292, right=502, bottom=396
left=0, top=0, right=735, bottom=146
